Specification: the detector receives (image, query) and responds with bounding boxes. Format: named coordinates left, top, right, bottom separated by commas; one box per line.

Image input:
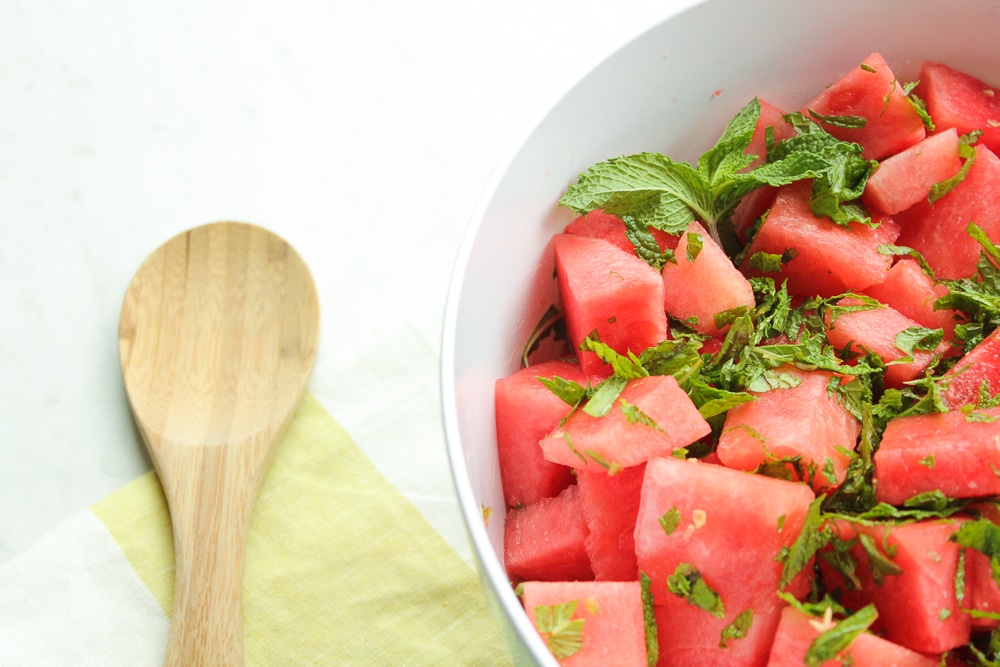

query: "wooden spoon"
left=118, top=221, right=320, bottom=666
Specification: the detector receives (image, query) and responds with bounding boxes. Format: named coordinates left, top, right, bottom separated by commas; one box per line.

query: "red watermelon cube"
left=553, top=233, right=668, bottom=379
left=802, top=52, right=926, bottom=161
left=564, top=209, right=677, bottom=257
left=861, top=127, right=963, bottom=215
left=540, top=375, right=711, bottom=473
left=942, top=326, right=1000, bottom=409
left=495, top=359, right=584, bottom=508
left=825, top=518, right=971, bottom=654
left=861, top=257, right=963, bottom=342
left=764, top=605, right=939, bottom=667
left=731, top=98, right=797, bottom=242
left=576, top=464, right=645, bottom=581
left=521, top=580, right=648, bottom=666
left=915, top=61, right=1000, bottom=156
left=895, top=145, right=1000, bottom=279
left=873, top=407, right=1000, bottom=505
left=661, top=221, right=755, bottom=337
left=824, top=297, right=950, bottom=389
left=634, top=457, right=815, bottom=666
left=715, top=366, right=860, bottom=491
left=739, top=180, right=900, bottom=297
left=504, top=484, right=593, bottom=583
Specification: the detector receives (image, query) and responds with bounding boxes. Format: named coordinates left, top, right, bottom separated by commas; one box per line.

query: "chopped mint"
left=533, top=600, right=585, bottom=660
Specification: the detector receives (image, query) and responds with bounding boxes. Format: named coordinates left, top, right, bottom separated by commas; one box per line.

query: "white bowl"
left=441, top=0, right=1000, bottom=663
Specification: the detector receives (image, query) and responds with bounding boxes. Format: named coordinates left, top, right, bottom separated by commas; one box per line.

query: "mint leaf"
left=533, top=600, right=585, bottom=660
left=951, top=519, right=1000, bottom=587
left=659, top=507, right=681, bottom=535
left=894, top=326, right=944, bottom=355
left=804, top=604, right=879, bottom=667
left=720, top=610, right=754, bottom=648
left=560, top=151, right=710, bottom=238
left=877, top=243, right=938, bottom=280
left=779, top=497, right=831, bottom=589
left=537, top=375, right=587, bottom=408
left=807, top=109, right=868, bottom=129
left=623, top=214, right=676, bottom=270
left=640, top=573, right=659, bottom=667
left=929, top=139, right=978, bottom=204
left=667, top=563, right=726, bottom=618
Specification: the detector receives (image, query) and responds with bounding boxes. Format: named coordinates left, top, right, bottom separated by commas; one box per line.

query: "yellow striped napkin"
left=83, top=391, right=513, bottom=665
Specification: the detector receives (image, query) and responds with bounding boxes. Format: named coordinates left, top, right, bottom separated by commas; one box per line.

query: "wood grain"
left=118, top=222, right=320, bottom=666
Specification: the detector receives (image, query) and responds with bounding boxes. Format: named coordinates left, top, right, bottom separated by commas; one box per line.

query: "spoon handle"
left=159, top=440, right=267, bottom=667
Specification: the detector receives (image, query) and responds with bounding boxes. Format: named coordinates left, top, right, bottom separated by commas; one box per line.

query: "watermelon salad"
left=495, top=52, right=1000, bottom=666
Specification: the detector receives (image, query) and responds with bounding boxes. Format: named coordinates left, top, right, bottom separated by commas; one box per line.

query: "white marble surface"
left=0, top=0, right=682, bottom=566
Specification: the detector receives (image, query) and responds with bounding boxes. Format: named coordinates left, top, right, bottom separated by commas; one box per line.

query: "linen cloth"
left=0, top=393, right=512, bottom=666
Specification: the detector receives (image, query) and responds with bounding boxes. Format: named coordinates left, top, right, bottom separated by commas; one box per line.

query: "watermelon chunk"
left=764, top=605, right=939, bottom=667
left=739, top=180, right=900, bottom=297
left=942, top=326, right=1000, bottom=409
left=824, top=297, right=950, bottom=389
left=654, top=595, right=785, bottom=667
left=821, top=518, right=971, bottom=654
left=553, top=233, right=668, bottom=378
left=861, top=257, right=962, bottom=342
left=564, top=209, right=677, bottom=257
left=661, top=221, right=755, bottom=337
left=731, top=99, right=797, bottom=242
left=861, top=127, right=963, bottom=214
left=540, top=375, right=711, bottom=472
left=634, top=457, right=815, bottom=666
left=576, top=464, right=645, bottom=581
left=504, top=484, right=593, bottom=582
left=802, top=52, right=926, bottom=161
left=495, top=359, right=583, bottom=508
left=895, top=145, right=1000, bottom=280
left=715, top=366, right=860, bottom=490
left=873, top=407, right=1000, bottom=505
left=915, top=61, right=1000, bottom=156
left=521, top=580, right=648, bottom=666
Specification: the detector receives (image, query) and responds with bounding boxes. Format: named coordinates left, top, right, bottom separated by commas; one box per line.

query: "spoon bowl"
left=118, top=221, right=320, bottom=666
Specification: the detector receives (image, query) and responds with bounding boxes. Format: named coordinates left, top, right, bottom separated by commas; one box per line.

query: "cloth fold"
left=1, top=392, right=512, bottom=666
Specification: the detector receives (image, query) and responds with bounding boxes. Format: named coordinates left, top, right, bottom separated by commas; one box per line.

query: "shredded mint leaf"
left=929, top=139, right=978, bottom=204
left=804, top=604, right=879, bottom=667
left=857, top=532, right=904, bottom=584
left=533, top=600, right=585, bottom=660
left=951, top=519, right=1000, bottom=587
left=719, top=610, right=754, bottom=648
left=638, top=339, right=704, bottom=387
left=877, top=243, right=938, bottom=280
left=579, top=333, right=648, bottom=380
left=623, top=214, right=676, bottom=270
left=902, top=82, right=936, bottom=132
left=686, top=231, right=704, bottom=262
left=521, top=305, right=566, bottom=368
left=667, top=563, right=726, bottom=618
left=894, top=326, right=944, bottom=355
left=619, top=399, right=662, bottom=431
left=688, top=380, right=755, bottom=419
left=748, top=251, right=784, bottom=273
left=640, top=573, right=659, bottom=667
left=583, top=375, right=628, bottom=418
left=659, top=507, right=682, bottom=535
left=779, top=497, right=831, bottom=589
left=807, top=109, right=868, bottom=129
left=537, top=375, right=587, bottom=408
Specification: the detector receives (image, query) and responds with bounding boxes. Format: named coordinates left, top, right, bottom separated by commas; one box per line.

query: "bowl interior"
left=442, top=0, right=1000, bottom=663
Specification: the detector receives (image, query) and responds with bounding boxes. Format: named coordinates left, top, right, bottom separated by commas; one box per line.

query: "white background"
left=0, top=0, right=687, bottom=565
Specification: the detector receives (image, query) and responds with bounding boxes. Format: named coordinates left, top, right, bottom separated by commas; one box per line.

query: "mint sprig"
left=560, top=99, right=877, bottom=264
